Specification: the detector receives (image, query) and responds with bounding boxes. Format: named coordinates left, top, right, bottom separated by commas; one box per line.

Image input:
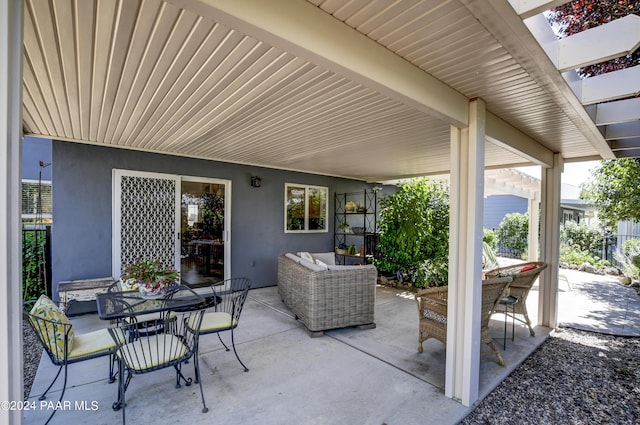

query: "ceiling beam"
left=486, top=112, right=554, bottom=168
left=469, top=0, right=614, bottom=159
left=594, top=98, right=640, bottom=125
left=176, top=0, right=470, bottom=127
left=507, top=0, right=568, bottom=20
left=557, top=15, right=640, bottom=72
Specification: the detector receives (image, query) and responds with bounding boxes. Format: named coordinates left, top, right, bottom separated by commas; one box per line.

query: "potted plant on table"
left=121, top=258, right=180, bottom=297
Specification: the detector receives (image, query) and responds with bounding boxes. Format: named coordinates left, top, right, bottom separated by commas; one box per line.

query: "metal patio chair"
left=108, top=299, right=208, bottom=424
left=193, top=277, right=251, bottom=382
left=24, top=295, right=119, bottom=425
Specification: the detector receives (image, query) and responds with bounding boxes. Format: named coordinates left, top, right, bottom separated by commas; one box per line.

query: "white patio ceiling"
left=21, top=0, right=628, bottom=182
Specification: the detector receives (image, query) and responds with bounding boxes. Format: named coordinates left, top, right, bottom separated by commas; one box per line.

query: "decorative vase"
left=346, top=201, right=356, bottom=213
left=138, top=282, right=166, bottom=298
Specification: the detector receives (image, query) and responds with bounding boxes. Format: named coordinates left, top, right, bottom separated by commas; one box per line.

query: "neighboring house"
left=483, top=194, right=528, bottom=230
left=484, top=175, right=595, bottom=230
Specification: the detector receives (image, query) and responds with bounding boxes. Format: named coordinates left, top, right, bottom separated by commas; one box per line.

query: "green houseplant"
left=121, top=258, right=179, bottom=296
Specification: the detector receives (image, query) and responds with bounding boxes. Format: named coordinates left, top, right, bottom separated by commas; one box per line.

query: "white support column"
left=528, top=193, right=540, bottom=261
left=446, top=99, right=486, bottom=406
left=0, top=0, right=24, bottom=423
left=538, top=154, right=563, bottom=328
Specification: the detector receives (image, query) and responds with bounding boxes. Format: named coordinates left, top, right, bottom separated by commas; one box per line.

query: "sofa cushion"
left=315, top=259, right=329, bottom=269
left=327, top=264, right=373, bottom=271
left=310, top=252, right=336, bottom=266
left=299, top=258, right=328, bottom=272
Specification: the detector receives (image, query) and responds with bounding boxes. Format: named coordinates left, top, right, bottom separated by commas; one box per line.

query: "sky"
left=516, top=160, right=600, bottom=188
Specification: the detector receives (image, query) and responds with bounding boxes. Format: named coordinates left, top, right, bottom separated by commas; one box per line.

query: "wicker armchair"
left=415, top=276, right=513, bottom=366
left=484, top=261, right=547, bottom=336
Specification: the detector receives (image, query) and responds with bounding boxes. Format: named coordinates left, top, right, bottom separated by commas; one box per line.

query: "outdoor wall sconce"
left=250, top=176, right=262, bottom=187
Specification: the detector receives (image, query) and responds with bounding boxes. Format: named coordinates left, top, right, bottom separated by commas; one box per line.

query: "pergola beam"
left=557, top=15, right=640, bottom=72
left=604, top=122, right=640, bottom=140
left=594, top=98, right=640, bottom=126
left=580, top=66, right=640, bottom=105
left=508, top=0, right=568, bottom=19
left=609, top=138, right=640, bottom=151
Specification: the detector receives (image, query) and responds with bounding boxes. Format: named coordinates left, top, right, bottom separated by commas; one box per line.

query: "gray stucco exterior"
left=51, top=141, right=380, bottom=294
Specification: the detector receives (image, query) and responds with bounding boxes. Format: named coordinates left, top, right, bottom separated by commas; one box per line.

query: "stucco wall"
left=51, top=141, right=378, bottom=294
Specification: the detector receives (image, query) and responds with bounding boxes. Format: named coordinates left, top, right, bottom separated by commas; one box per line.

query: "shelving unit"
left=334, top=190, right=379, bottom=265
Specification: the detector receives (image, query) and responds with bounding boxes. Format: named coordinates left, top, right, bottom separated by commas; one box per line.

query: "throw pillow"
left=520, top=264, right=536, bottom=273
left=311, top=252, right=336, bottom=266
left=315, top=259, right=328, bottom=269
left=30, top=294, right=74, bottom=358
left=298, top=252, right=314, bottom=263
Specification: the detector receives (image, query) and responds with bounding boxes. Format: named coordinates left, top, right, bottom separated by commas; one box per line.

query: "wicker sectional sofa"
left=277, top=253, right=377, bottom=336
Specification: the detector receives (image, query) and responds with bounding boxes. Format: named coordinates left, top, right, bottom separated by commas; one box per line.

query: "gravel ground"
left=460, top=327, right=640, bottom=425
left=23, top=321, right=42, bottom=400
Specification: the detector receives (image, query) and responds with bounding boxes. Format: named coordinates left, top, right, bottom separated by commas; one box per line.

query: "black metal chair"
left=193, top=277, right=251, bottom=382
left=23, top=295, right=119, bottom=425
left=108, top=300, right=208, bottom=424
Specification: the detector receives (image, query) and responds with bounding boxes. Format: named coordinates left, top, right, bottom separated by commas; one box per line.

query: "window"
left=285, top=184, right=328, bottom=233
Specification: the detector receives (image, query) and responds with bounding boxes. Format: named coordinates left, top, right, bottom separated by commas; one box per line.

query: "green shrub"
left=560, top=221, right=603, bottom=259
left=496, top=213, right=529, bottom=258
left=483, top=228, right=498, bottom=251
left=374, top=178, right=449, bottom=287
left=22, top=229, right=47, bottom=301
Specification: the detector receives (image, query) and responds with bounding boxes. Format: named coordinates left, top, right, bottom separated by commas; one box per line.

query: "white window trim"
left=284, top=183, right=328, bottom=234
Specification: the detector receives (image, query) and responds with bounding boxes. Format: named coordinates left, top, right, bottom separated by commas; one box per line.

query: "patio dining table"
left=95, top=284, right=214, bottom=320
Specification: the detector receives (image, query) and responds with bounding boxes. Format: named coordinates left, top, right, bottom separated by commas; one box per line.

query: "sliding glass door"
left=113, top=170, right=230, bottom=286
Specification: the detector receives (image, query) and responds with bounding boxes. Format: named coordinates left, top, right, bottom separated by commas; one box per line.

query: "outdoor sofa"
left=277, top=253, right=377, bottom=336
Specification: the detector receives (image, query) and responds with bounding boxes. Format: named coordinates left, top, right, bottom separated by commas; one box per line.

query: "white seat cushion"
left=198, top=312, right=237, bottom=332
left=117, top=334, right=188, bottom=371
left=68, top=328, right=122, bottom=360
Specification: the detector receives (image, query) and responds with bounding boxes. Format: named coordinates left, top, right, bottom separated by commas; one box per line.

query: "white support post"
left=0, top=0, right=24, bottom=423
left=528, top=193, right=540, bottom=261
left=538, top=154, right=563, bottom=328
left=446, top=99, right=486, bottom=406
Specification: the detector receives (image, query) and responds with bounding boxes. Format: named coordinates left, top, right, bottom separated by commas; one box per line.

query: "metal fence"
left=495, top=232, right=640, bottom=266
left=22, top=226, right=52, bottom=299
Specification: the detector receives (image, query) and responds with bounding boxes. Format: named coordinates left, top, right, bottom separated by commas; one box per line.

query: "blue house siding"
left=22, top=136, right=52, bottom=180
left=52, top=141, right=377, bottom=294
left=483, top=195, right=528, bottom=230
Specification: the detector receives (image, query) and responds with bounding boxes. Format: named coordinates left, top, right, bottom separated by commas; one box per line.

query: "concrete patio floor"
left=26, top=266, right=638, bottom=425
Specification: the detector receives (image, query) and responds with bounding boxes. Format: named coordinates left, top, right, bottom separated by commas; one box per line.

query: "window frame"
left=284, top=183, right=328, bottom=233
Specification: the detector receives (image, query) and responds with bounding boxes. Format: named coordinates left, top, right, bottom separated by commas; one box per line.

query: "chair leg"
left=108, top=353, right=117, bottom=383
left=193, top=352, right=201, bottom=384
left=217, top=333, right=230, bottom=351
left=230, top=329, right=249, bottom=372
left=39, top=365, right=63, bottom=401
left=486, top=340, right=506, bottom=367
left=43, top=362, right=69, bottom=425
left=174, top=363, right=192, bottom=388
left=193, top=354, right=209, bottom=414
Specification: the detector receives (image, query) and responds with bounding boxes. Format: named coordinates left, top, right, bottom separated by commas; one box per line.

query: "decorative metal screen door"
left=112, top=170, right=181, bottom=279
